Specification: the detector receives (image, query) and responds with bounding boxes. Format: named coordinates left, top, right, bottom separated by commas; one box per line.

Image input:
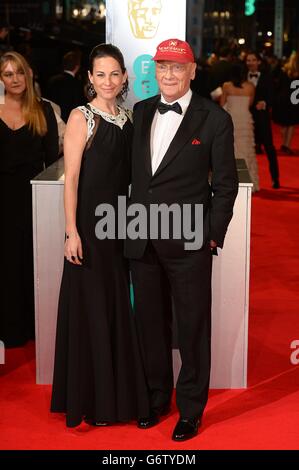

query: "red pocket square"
left=192, top=138, right=201, bottom=145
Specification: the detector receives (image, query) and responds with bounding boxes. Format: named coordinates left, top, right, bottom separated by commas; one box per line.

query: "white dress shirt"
left=247, top=71, right=260, bottom=87
left=150, top=89, right=192, bottom=175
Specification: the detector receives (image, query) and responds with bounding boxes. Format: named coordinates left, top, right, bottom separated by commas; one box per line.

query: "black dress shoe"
left=137, top=404, right=170, bottom=429
left=172, top=417, right=200, bottom=442
left=272, top=180, right=280, bottom=189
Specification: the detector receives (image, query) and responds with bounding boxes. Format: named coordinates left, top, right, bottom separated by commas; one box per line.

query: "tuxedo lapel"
left=154, top=94, right=209, bottom=177
left=255, top=72, right=267, bottom=100
left=140, top=96, right=160, bottom=176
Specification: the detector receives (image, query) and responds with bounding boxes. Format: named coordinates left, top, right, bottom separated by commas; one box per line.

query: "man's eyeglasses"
left=155, top=63, right=187, bottom=75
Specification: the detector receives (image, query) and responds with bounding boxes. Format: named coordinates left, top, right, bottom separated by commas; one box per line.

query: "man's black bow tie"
left=249, top=72, right=258, bottom=78
left=157, top=101, right=183, bottom=115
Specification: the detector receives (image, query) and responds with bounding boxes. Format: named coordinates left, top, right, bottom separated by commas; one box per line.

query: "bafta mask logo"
left=128, top=0, right=162, bottom=39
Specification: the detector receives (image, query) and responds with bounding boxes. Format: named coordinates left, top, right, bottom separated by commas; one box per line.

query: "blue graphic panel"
left=133, top=54, right=159, bottom=99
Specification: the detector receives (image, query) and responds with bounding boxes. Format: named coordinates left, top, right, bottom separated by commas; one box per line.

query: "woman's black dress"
left=0, top=100, right=58, bottom=347
left=50, top=104, right=149, bottom=427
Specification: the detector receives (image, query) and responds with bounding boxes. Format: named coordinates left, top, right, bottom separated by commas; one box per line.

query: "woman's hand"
left=64, top=232, right=83, bottom=265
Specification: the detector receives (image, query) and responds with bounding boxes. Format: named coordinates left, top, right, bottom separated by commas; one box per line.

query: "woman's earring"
left=88, top=82, right=96, bottom=97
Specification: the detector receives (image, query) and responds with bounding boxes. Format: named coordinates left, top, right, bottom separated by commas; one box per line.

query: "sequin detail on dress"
left=77, top=104, right=132, bottom=141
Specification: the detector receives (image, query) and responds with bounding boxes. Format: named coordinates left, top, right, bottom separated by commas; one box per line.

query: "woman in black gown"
left=50, top=44, right=149, bottom=427
left=0, top=52, right=58, bottom=347
left=272, top=51, right=299, bottom=154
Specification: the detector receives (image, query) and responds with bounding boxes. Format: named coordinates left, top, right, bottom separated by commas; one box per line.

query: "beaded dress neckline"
left=87, top=103, right=129, bottom=129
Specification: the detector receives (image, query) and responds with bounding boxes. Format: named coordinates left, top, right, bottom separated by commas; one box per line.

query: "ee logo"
left=133, top=54, right=159, bottom=100
left=245, top=0, right=256, bottom=16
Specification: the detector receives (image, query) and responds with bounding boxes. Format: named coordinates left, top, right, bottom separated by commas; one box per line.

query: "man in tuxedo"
left=46, top=51, right=85, bottom=123
left=246, top=52, right=280, bottom=188
left=125, top=39, right=238, bottom=441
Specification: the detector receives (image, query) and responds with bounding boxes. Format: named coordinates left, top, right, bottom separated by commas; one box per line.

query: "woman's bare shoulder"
left=243, top=81, right=255, bottom=91
left=68, top=108, right=88, bottom=123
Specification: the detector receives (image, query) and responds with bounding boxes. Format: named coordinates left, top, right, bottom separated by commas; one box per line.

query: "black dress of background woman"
left=0, top=52, right=59, bottom=348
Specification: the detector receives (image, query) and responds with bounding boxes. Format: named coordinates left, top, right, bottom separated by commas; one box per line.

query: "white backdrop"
left=106, top=0, right=186, bottom=107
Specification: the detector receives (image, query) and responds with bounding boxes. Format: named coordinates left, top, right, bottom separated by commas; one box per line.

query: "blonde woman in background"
left=0, top=51, right=58, bottom=347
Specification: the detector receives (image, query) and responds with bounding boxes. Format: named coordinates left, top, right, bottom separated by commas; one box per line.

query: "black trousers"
left=130, top=241, right=213, bottom=420
left=253, top=110, right=279, bottom=182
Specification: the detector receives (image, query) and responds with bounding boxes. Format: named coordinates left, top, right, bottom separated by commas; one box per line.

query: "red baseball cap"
left=152, top=38, right=195, bottom=64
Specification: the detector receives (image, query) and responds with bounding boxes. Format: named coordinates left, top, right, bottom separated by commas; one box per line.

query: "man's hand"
left=210, top=240, right=217, bottom=249
left=256, top=100, right=266, bottom=110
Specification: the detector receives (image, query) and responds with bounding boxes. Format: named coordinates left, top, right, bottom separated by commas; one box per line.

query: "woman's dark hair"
left=230, top=63, right=247, bottom=88
left=88, top=43, right=128, bottom=100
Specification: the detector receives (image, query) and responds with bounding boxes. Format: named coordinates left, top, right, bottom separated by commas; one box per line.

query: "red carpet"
left=1, top=125, right=299, bottom=450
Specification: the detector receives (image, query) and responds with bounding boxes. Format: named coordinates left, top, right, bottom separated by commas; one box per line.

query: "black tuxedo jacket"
left=251, top=71, right=274, bottom=111
left=124, top=92, right=238, bottom=259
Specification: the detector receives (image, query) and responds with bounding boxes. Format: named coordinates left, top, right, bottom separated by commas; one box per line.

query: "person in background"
left=191, top=57, right=211, bottom=99
left=0, top=20, right=11, bottom=54
left=209, top=46, right=233, bottom=101
left=46, top=50, right=85, bottom=122
left=246, top=51, right=280, bottom=189
left=42, top=98, right=66, bottom=155
left=221, top=63, right=259, bottom=192
left=272, top=51, right=299, bottom=155
left=0, top=51, right=59, bottom=347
